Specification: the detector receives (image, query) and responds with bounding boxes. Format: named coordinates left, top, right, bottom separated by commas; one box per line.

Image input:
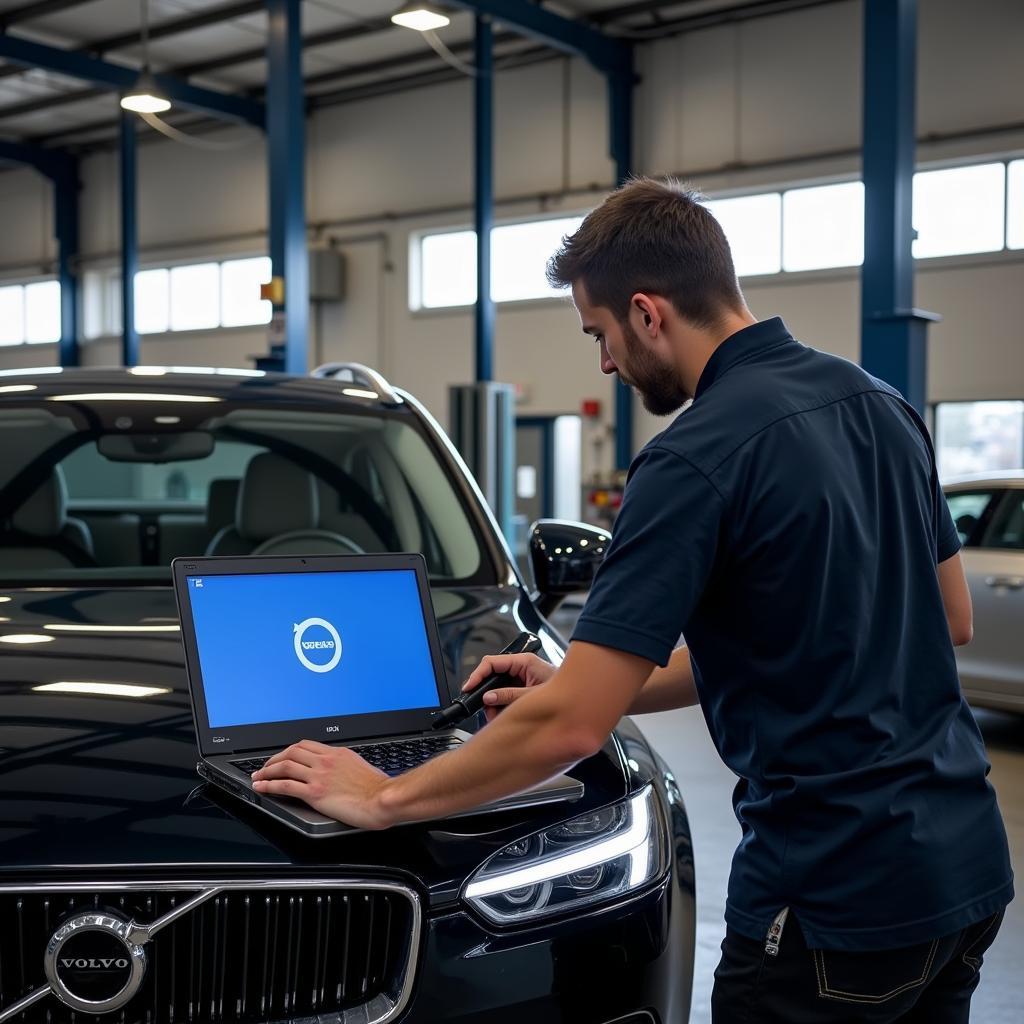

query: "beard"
left=619, top=319, right=689, bottom=416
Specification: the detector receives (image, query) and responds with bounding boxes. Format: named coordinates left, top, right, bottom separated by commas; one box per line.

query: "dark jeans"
left=712, top=909, right=1005, bottom=1024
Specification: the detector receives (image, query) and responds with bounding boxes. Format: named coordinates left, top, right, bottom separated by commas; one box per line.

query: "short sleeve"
left=571, top=445, right=724, bottom=666
left=934, top=469, right=961, bottom=564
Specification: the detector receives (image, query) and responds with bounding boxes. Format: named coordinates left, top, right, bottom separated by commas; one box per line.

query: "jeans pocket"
left=960, top=910, right=1004, bottom=972
left=812, top=938, right=940, bottom=1005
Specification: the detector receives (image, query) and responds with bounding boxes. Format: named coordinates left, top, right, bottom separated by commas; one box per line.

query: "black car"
left=0, top=363, right=695, bottom=1024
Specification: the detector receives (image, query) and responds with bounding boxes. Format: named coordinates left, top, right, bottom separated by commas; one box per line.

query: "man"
left=253, top=177, right=1012, bottom=1022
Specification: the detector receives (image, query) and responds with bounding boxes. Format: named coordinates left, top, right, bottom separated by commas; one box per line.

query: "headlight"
left=463, top=785, right=667, bottom=925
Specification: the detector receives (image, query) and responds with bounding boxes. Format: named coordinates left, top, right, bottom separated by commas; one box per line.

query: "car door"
left=956, top=488, right=1024, bottom=710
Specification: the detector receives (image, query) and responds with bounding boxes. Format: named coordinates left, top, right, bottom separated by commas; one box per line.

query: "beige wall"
left=1, top=0, right=1023, bottom=470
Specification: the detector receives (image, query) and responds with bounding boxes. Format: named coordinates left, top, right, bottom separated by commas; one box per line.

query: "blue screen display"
left=186, top=569, right=442, bottom=728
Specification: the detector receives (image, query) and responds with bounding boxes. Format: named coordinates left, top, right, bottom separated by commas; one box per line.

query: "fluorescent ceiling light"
left=120, top=69, right=171, bottom=114
left=0, top=384, right=37, bottom=393
left=391, top=4, right=450, bottom=31
left=154, top=415, right=180, bottom=424
left=342, top=388, right=379, bottom=400
left=33, top=682, right=171, bottom=699
left=47, top=393, right=221, bottom=403
left=129, top=366, right=167, bottom=376
left=0, top=597, right=11, bottom=603
left=44, top=623, right=180, bottom=633
left=0, top=634, right=54, bottom=645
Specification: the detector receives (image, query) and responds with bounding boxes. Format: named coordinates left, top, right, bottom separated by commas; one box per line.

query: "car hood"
left=0, top=585, right=633, bottom=905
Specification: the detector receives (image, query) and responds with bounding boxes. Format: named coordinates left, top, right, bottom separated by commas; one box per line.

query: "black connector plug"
left=431, top=631, right=542, bottom=729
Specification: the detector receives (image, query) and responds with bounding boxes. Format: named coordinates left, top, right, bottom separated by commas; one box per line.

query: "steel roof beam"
left=443, top=0, right=632, bottom=78
left=0, top=0, right=93, bottom=30
left=0, top=32, right=264, bottom=125
left=0, top=0, right=264, bottom=88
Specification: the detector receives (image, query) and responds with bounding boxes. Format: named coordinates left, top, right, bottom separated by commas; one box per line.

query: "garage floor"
left=636, top=706, right=1022, bottom=1023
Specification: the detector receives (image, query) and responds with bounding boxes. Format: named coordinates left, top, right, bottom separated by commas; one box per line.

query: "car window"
left=981, top=492, right=1024, bottom=551
left=0, top=402, right=490, bottom=584
left=944, top=490, right=996, bottom=545
left=62, top=439, right=264, bottom=504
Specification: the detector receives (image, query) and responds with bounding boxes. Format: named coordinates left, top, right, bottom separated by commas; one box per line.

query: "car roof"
left=0, top=365, right=404, bottom=408
left=942, top=470, right=1024, bottom=490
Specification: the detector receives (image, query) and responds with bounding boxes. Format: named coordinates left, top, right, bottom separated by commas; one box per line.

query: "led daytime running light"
left=464, top=787, right=651, bottom=899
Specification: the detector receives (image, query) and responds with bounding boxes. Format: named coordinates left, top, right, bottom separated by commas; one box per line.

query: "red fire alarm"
left=581, top=399, right=601, bottom=418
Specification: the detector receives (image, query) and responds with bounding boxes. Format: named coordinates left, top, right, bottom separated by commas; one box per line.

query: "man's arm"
left=251, top=640, right=655, bottom=829
left=938, top=551, right=973, bottom=646
left=628, top=646, right=698, bottom=713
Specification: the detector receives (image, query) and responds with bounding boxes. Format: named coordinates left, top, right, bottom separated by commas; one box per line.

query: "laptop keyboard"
left=231, top=734, right=462, bottom=778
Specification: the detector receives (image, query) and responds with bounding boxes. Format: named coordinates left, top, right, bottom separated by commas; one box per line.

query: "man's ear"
left=631, top=292, right=660, bottom=336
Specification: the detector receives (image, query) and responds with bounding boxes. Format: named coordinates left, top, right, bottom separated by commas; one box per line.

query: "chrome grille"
left=0, top=880, right=420, bottom=1024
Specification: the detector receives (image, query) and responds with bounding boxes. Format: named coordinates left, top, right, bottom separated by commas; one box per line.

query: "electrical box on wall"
left=309, top=248, right=346, bottom=301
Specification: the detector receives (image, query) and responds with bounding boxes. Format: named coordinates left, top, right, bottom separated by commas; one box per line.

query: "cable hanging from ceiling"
left=122, top=0, right=259, bottom=151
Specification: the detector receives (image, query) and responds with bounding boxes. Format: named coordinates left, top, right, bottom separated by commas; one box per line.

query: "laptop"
left=172, top=552, right=583, bottom=837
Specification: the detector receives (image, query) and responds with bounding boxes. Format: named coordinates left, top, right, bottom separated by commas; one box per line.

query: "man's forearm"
left=628, top=646, right=698, bottom=714
left=375, top=683, right=595, bottom=826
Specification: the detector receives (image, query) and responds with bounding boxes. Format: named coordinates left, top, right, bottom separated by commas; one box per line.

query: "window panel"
left=170, top=263, right=220, bottom=331
left=782, top=182, right=864, bottom=271
left=705, top=193, right=782, bottom=277
left=24, top=280, right=61, bottom=344
left=420, top=231, right=476, bottom=308
left=912, top=163, right=1005, bottom=258
left=1007, top=159, right=1024, bottom=250
left=0, top=285, right=24, bottom=346
left=491, top=216, right=583, bottom=302
left=221, top=257, right=272, bottom=327
left=935, top=400, right=1024, bottom=480
left=134, top=269, right=169, bottom=335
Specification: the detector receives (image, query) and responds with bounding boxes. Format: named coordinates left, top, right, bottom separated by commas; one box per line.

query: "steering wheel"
left=251, top=530, right=365, bottom=556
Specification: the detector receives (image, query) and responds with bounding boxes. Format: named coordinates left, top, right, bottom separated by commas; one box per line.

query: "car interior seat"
left=316, top=478, right=385, bottom=552
left=0, top=466, right=96, bottom=568
left=204, top=452, right=363, bottom=556
left=205, top=477, right=240, bottom=546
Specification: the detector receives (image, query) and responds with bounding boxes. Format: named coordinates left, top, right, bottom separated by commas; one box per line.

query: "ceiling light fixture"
left=0, top=634, right=54, bottom=645
left=391, top=3, right=451, bottom=32
left=121, top=1, right=171, bottom=114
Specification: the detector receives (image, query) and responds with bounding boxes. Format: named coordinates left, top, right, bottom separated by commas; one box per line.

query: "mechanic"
left=253, top=177, right=1013, bottom=1023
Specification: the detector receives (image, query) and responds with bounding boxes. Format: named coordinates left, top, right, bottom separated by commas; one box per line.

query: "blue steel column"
left=267, top=0, right=308, bottom=375
left=609, top=67, right=634, bottom=469
left=860, top=0, right=938, bottom=412
left=120, top=110, right=139, bottom=368
left=54, top=158, right=80, bottom=367
left=474, top=15, right=494, bottom=383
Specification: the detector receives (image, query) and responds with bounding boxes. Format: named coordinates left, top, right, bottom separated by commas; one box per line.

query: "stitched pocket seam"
left=962, top=914, right=999, bottom=971
left=813, top=939, right=939, bottom=1005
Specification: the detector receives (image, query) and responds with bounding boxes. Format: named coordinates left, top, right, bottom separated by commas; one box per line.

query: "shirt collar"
left=693, top=317, right=795, bottom=401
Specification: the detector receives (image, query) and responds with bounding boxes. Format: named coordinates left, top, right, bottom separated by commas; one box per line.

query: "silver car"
left=944, top=472, right=1024, bottom=713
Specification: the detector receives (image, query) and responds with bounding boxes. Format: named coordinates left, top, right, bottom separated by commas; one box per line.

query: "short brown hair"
left=547, top=177, right=743, bottom=329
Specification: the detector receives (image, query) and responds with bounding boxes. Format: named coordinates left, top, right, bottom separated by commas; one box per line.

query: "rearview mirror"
left=528, top=518, right=611, bottom=617
left=98, top=432, right=214, bottom=463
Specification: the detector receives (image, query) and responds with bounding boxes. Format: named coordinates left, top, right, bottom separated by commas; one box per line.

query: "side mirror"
left=528, top=518, right=611, bottom=617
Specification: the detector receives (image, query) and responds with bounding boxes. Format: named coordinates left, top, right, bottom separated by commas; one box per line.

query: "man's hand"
left=251, top=740, right=396, bottom=830
left=462, top=652, right=556, bottom=721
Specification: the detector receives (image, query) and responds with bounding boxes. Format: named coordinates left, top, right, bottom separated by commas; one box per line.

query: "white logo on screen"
left=293, top=617, right=343, bottom=673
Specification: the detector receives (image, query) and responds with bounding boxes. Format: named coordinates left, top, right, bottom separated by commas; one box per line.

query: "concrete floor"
left=635, top=705, right=1023, bottom=1023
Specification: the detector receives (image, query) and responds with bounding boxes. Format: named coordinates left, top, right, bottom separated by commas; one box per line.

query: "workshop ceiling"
left=0, top=0, right=836, bottom=150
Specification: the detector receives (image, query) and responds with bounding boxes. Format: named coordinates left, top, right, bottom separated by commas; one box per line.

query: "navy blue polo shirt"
left=572, top=317, right=1013, bottom=951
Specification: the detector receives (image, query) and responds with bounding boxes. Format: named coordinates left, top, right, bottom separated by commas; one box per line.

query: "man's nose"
left=600, top=341, right=617, bottom=375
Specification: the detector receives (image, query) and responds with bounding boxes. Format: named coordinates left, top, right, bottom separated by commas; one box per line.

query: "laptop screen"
left=185, top=568, right=443, bottom=728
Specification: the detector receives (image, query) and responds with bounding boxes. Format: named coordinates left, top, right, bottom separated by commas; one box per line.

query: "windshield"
left=0, top=400, right=492, bottom=585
